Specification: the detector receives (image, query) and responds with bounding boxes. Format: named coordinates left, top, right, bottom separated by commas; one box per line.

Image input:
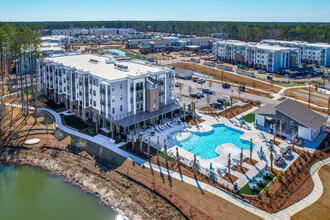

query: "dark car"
left=217, top=98, right=229, bottom=105
left=213, top=102, right=223, bottom=109
left=222, top=83, right=230, bottom=89
left=175, top=82, right=179, bottom=87
left=193, top=77, right=199, bottom=82
left=202, top=88, right=213, bottom=94
left=239, top=85, right=245, bottom=92
left=190, top=93, right=201, bottom=99
left=197, top=92, right=204, bottom=97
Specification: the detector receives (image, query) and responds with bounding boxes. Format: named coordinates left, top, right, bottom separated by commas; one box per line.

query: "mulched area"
left=243, top=158, right=259, bottom=166
left=222, top=173, right=239, bottom=183
left=234, top=165, right=249, bottom=174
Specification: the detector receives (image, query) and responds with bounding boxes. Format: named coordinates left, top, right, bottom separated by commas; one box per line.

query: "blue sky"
left=0, top=0, right=329, bottom=22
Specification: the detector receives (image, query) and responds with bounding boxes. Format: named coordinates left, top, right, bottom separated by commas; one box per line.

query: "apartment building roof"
left=306, top=43, right=330, bottom=48
left=44, top=54, right=170, bottom=81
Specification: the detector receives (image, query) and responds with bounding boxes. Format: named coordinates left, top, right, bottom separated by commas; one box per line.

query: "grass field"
left=278, top=84, right=303, bottom=87
left=244, top=113, right=255, bottom=123
left=240, top=173, right=276, bottom=195
left=64, top=115, right=89, bottom=130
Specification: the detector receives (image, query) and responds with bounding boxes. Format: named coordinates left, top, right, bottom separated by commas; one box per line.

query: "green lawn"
left=64, top=115, right=89, bottom=130
left=240, top=173, right=276, bottom=195
left=278, top=84, right=302, bottom=87
left=243, top=113, right=255, bottom=123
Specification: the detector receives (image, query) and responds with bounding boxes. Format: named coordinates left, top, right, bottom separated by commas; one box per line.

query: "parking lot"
left=175, top=77, right=278, bottom=109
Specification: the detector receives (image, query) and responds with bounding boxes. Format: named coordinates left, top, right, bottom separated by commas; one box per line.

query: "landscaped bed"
left=63, top=115, right=89, bottom=130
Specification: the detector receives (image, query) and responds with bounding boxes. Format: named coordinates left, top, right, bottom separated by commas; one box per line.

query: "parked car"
left=239, top=85, right=246, bottom=92
left=213, top=102, right=223, bottom=109
left=175, top=82, right=179, bottom=87
left=198, top=79, right=206, bottom=84
left=193, top=77, right=199, bottom=82
left=258, top=70, right=266, bottom=74
left=202, top=88, right=213, bottom=94
left=197, top=92, right=204, bottom=97
left=222, top=83, right=230, bottom=89
left=190, top=93, right=201, bottom=99
left=217, top=98, right=229, bottom=105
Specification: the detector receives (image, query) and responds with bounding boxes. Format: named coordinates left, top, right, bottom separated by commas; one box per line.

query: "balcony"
left=100, top=100, right=106, bottom=105
left=136, top=86, right=143, bottom=91
left=136, top=97, right=143, bottom=102
left=159, top=91, right=165, bottom=96
left=100, top=88, right=105, bottom=94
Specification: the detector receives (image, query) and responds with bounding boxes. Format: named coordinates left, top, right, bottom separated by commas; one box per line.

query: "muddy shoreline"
left=0, top=147, right=185, bottom=220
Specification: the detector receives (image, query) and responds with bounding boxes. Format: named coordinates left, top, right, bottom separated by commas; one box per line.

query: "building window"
left=112, top=85, right=114, bottom=91
left=120, top=94, right=122, bottom=101
left=120, top=105, right=123, bottom=111
left=112, top=108, right=115, bottom=114
left=90, top=99, right=92, bottom=104
left=93, top=90, right=96, bottom=96
left=153, top=101, right=156, bottom=110
left=93, top=101, right=96, bottom=107
left=120, top=83, right=122, bottom=89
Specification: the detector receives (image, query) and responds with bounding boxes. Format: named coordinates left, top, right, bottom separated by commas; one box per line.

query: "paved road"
left=176, top=78, right=279, bottom=108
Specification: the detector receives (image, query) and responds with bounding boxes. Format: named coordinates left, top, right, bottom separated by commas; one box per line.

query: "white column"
left=143, top=80, right=146, bottom=111
left=133, top=81, right=136, bottom=114
left=127, top=80, right=131, bottom=112
left=164, top=74, right=167, bottom=105
left=105, top=85, right=108, bottom=117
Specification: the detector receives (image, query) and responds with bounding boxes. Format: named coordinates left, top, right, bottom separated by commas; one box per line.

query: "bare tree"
left=249, top=138, right=253, bottom=162
left=208, top=81, right=213, bottom=91
left=206, top=94, right=211, bottom=105
left=178, top=83, right=183, bottom=95
left=76, top=138, right=87, bottom=165
left=188, top=85, right=192, bottom=95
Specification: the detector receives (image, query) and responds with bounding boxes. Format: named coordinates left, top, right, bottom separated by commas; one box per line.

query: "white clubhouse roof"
left=44, top=54, right=170, bottom=81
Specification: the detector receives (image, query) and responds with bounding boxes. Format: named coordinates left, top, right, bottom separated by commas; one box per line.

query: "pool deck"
left=138, top=106, right=304, bottom=189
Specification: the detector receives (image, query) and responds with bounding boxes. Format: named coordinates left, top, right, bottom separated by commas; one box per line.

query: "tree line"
left=0, top=23, right=41, bottom=145
left=2, top=21, right=329, bottom=43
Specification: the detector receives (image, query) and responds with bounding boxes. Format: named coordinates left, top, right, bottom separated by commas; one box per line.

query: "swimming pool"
left=192, top=71, right=214, bottom=79
left=168, top=124, right=254, bottom=160
left=104, top=49, right=126, bottom=57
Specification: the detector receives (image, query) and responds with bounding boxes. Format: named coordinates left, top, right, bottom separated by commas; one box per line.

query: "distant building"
left=261, top=39, right=330, bottom=67
left=214, top=40, right=300, bottom=72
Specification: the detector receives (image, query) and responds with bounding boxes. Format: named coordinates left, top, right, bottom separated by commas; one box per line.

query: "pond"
left=0, top=165, right=120, bottom=220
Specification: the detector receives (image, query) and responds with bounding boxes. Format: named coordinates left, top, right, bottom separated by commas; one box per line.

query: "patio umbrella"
left=251, top=176, right=256, bottom=184
left=258, top=171, right=263, bottom=179
left=269, top=139, right=272, bottom=145
left=210, top=162, right=213, bottom=170
left=270, top=123, right=273, bottom=130
left=151, top=126, right=154, bottom=132
left=265, top=164, right=268, bottom=172
left=260, top=146, right=263, bottom=153
left=241, top=115, right=245, bottom=121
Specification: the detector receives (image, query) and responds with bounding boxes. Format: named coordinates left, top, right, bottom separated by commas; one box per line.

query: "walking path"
left=273, top=157, right=330, bottom=220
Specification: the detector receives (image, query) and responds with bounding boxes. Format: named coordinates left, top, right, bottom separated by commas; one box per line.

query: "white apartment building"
left=37, top=54, right=180, bottom=135
left=214, top=40, right=300, bottom=72
left=261, top=39, right=330, bottom=67
left=51, top=27, right=139, bottom=36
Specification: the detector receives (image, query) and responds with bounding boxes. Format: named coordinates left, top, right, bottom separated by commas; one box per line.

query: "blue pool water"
left=192, top=71, right=214, bottom=79
left=169, top=124, right=254, bottom=160
left=104, top=49, right=126, bottom=57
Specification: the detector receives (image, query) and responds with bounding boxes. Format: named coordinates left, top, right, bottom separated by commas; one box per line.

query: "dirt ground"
left=171, top=62, right=282, bottom=93
left=291, top=165, right=330, bottom=220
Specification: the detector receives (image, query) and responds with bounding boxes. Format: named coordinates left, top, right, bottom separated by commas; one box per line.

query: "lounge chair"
left=274, top=154, right=285, bottom=166
left=281, top=147, right=292, bottom=159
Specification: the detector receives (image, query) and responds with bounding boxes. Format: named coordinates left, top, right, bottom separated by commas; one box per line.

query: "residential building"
left=214, top=40, right=300, bottom=72
left=253, top=99, right=327, bottom=141
left=37, top=54, right=179, bottom=136
left=261, top=39, right=330, bottom=67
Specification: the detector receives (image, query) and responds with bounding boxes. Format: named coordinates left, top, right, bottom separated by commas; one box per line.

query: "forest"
left=2, top=21, right=329, bottom=43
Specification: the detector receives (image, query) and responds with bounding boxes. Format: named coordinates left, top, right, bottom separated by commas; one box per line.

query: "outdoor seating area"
left=280, top=147, right=293, bottom=159
left=232, top=116, right=251, bottom=130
